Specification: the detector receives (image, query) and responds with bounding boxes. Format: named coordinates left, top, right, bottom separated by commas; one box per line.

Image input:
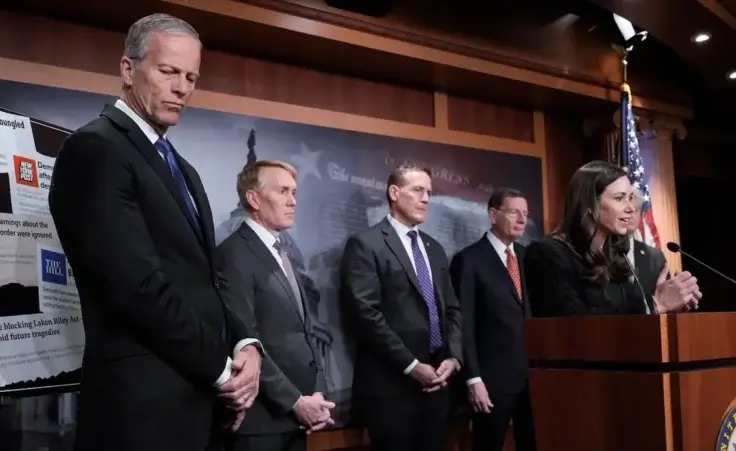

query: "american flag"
left=621, top=84, right=661, bottom=249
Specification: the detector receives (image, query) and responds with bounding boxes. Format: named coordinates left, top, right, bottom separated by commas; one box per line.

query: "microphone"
left=666, top=242, right=736, bottom=285
left=625, top=256, right=653, bottom=314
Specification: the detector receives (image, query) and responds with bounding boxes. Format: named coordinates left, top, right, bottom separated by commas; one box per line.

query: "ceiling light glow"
left=692, top=33, right=711, bottom=43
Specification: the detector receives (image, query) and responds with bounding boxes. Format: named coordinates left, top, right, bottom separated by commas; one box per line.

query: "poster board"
left=0, top=107, right=82, bottom=395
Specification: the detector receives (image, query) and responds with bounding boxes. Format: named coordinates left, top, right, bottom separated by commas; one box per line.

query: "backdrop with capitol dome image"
left=0, top=79, right=543, bottom=427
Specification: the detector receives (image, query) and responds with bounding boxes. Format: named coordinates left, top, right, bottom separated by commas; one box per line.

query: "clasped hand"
left=294, top=393, right=336, bottom=434
left=654, top=266, right=703, bottom=313
left=218, top=345, right=262, bottom=430
left=410, top=359, right=456, bottom=393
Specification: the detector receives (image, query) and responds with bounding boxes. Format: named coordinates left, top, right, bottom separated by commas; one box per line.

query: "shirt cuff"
left=213, top=356, right=233, bottom=387
left=292, top=396, right=303, bottom=410
left=213, top=338, right=262, bottom=388
left=466, top=377, right=482, bottom=386
left=234, top=337, right=262, bottom=355
left=403, top=359, right=419, bottom=375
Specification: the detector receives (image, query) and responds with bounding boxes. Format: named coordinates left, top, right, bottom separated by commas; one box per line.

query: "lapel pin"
left=639, top=250, right=645, bottom=255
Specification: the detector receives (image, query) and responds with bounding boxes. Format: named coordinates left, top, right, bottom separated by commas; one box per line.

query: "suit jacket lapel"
left=633, top=240, right=652, bottom=287
left=633, top=241, right=645, bottom=275
left=295, top=274, right=309, bottom=324
left=633, top=240, right=656, bottom=312
left=380, top=219, right=422, bottom=295
left=422, top=233, right=446, bottom=314
left=100, top=105, right=205, bottom=247
left=514, top=242, right=531, bottom=316
left=479, top=238, right=524, bottom=306
left=178, top=158, right=211, bottom=249
left=238, top=224, right=305, bottom=326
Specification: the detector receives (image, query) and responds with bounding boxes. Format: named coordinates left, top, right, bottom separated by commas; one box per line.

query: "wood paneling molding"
left=0, top=57, right=543, bottom=159
left=535, top=112, right=550, bottom=234
left=433, top=92, right=449, bottom=130
left=164, top=0, right=691, bottom=118
left=447, top=95, right=535, bottom=142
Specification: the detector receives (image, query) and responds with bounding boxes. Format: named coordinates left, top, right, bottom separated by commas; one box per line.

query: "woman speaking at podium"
left=524, top=161, right=701, bottom=317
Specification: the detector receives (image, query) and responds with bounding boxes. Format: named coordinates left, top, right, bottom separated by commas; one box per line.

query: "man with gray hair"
left=49, top=14, right=263, bottom=451
left=626, top=188, right=668, bottom=312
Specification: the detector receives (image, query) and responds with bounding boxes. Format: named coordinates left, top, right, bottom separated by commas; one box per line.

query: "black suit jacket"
left=449, top=236, right=529, bottom=396
left=48, top=105, right=253, bottom=451
left=216, top=222, right=326, bottom=435
left=524, top=237, right=647, bottom=317
left=633, top=239, right=667, bottom=311
left=339, top=218, right=463, bottom=398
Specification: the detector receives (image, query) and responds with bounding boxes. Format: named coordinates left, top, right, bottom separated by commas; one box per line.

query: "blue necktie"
left=407, top=230, right=442, bottom=352
left=155, top=139, right=226, bottom=342
left=154, top=138, right=201, bottom=234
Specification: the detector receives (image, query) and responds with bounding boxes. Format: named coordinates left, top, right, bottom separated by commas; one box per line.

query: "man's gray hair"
left=124, top=14, right=200, bottom=64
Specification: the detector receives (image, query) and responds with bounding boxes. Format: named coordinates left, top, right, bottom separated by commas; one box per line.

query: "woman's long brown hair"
left=552, top=160, right=633, bottom=283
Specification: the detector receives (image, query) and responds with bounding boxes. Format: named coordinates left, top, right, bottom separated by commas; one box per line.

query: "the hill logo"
left=41, top=249, right=67, bottom=286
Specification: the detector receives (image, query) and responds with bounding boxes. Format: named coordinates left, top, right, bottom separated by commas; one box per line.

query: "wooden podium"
left=525, top=313, right=736, bottom=451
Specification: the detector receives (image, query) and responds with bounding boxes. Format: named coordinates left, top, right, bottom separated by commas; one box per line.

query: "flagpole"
left=619, top=50, right=629, bottom=168
left=618, top=29, right=647, bottom=167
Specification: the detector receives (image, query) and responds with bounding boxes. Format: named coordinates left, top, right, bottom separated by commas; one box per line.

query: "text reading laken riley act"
left=0, top=316, right=81, bottom=342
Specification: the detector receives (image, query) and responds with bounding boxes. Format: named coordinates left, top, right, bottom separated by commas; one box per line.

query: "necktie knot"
left=155, top=137, right=172, bottom=156
left=273, top=238, right=283, bottom=253
left=153, top=137, right=200, bottom=236
left=407, top=230, right=418, bottom=241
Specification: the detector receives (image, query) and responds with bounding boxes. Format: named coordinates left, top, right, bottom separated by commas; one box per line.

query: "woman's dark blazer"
left=524, top=236, right=648, bottom=317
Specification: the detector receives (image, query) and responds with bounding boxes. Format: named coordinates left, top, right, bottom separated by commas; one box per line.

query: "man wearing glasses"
left=449, top=187, right=536, bottom=451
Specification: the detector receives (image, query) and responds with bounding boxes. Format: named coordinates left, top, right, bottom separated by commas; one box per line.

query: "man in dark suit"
left=340, top=164, right=463, bottom=451
left=216, top=160, right=335, bottom=451
left=450, top=187, right=536, bottom=451
left=48, top=14, right=263, bottom=451
left=626, top=190, right=668, bottom=312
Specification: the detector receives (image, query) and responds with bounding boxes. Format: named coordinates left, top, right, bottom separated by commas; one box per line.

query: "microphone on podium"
left=666, top=242, right=736, bottom=285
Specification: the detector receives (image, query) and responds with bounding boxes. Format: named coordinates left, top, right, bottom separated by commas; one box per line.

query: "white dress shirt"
left=385, top=214, right=433, bottom=375
left=113, top=99, right=259, bottom=387
left=244, top=217, right=288, bottom=274
left=466, top=231, right=515, bottom=387
left=488, top=230, right=515, bottom=268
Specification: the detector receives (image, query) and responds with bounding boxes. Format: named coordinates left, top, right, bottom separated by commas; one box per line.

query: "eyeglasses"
left=496, top=208, right=529, bottom=218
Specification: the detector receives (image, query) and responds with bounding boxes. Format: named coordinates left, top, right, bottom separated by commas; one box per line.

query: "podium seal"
left=717, top=400, right=736, bottom=450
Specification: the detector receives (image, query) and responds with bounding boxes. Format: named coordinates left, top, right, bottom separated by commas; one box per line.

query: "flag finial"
left=621, top=83, right=632, bottom=102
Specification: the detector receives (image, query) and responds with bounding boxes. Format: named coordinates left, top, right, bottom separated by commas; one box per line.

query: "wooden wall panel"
left=675, top=367, right=736, bottom=450
left=529, top=370, right=669, bottom=451
left=0, top=9, right=435, bottom=126
left=541, top=114, right=586, bottom=232
left=200, top=53, right=436, bottom=126
left=447, top=95, right=535, bottom=142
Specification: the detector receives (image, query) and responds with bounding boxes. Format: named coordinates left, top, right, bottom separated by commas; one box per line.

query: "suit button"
left=213, top=280, right=220, bottom=289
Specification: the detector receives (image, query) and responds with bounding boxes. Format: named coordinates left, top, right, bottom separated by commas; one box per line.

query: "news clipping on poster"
left=0, top=110, right=83, bottom=388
